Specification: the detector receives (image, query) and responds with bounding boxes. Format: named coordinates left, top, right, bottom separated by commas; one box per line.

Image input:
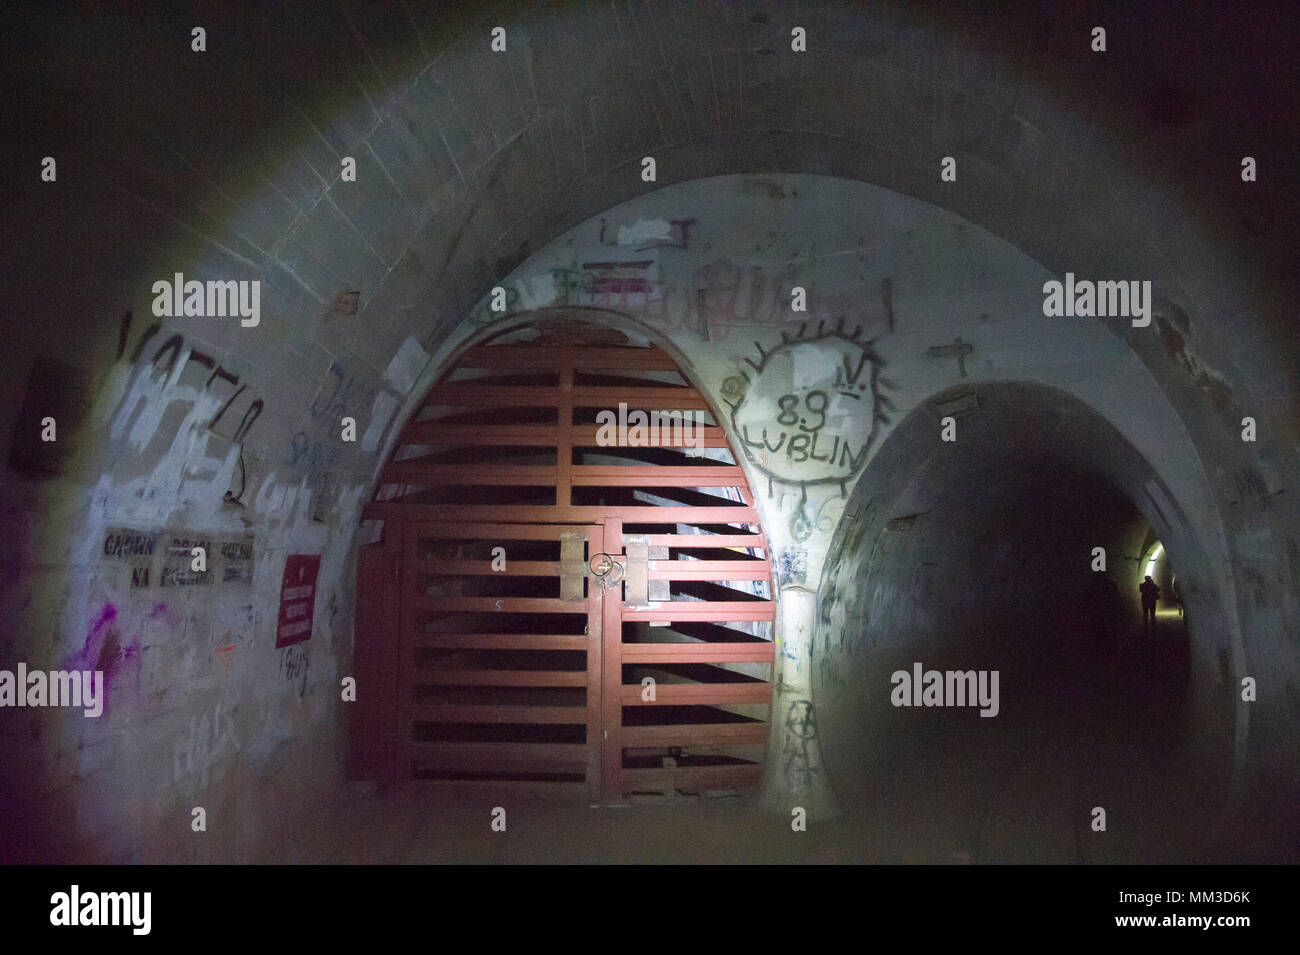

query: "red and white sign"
left=276, top=554, right=321, bottom=648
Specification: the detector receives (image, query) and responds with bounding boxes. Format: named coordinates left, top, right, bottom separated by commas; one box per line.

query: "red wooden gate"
left=353, top=316, right=776, bottom=801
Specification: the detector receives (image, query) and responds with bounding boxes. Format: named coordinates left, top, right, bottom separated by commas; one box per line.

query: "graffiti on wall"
left=109, top=322, right=266, bottom=510
left=172, top=699, right=241, bottom=790
left=781, top=699, right=822, bottom=789
left=61, top=603, right=141, bottom=718
left=100, top=527, right=254, bottom=591
left=725, top=320, right=895, bottom=494
left=286, top=359, right=380, bottom=495
left=279, top=644, right=310, bottom=697
left=116, top=323, right=265, bottom=449
left=559, top=257, right=798, bottom=341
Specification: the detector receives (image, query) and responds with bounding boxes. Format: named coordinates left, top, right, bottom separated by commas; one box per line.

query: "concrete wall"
left=1, top=1, right=1296, bottom=859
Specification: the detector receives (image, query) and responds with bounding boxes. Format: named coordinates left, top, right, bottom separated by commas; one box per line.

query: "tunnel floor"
left=270, top=611, right=1255, bottom=864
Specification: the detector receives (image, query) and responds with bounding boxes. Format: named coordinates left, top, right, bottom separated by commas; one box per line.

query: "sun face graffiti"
left=724, top=319, right=895, bottom=495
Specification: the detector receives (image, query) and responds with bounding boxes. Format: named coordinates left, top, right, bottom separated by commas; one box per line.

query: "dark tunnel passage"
left=813, top=382, right=1239, bottom=863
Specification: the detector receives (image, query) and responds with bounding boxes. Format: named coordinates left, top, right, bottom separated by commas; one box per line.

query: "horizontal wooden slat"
left=413, top=704, right=587, bottom=724
left=620, top=643, right=775, bottom=663
left=366, top=503, right=758, bottom=524
left=414, top=669, right=588, bottom=687
left=570, top=425, right=732, bottom=449
left=423, top=385, right=560, bottom=407
left=571, top=387, right=711, bottom=410
left=412, top=742, right=587, bottom=770
left=648, top=560, right=771, bottom=581
left=571, top=466, right=744, bottom=488
left=622, top=723, right=769, bottom=746
left=411, top=596, right=583, bottom=613
left=410, top=523, right=591, bottom=541
left=645, top=535, right=767, bottom=549
left=417, top=560, right=560, bottom=576
left=413, top=632, right=587, bottom=650
left=398, top=422, right=560, bottom=445
left=621, top=763, right=763, bottom=790
left=621, top=683, right=773, bottom=705
left=385, top=463, right=558, bottom=485
left=622, top=602, right=775, bottom=622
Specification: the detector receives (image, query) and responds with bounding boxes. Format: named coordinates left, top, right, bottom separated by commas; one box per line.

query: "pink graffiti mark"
left=61, top=602, right=141, bottom=716
left=148, top=602, right=168, bottom=619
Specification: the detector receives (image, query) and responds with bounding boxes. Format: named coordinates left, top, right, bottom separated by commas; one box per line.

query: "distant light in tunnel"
left=1145, top=543, right=1164, bottom=578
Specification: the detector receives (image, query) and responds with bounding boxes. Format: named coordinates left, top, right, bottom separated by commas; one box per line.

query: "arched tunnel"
left=2, top=0, right=1297, bottom=870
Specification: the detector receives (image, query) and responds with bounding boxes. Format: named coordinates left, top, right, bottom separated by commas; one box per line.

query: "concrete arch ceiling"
left=4, top=0, right=1298, bottom=860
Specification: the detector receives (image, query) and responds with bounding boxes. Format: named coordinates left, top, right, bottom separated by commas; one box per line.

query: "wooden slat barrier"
left=417, top=560, right=560, bottom=576
left=365, top=324, right=776, bottom=801
left=622, top=603, right=776, bottom=622
left=412, top=742, right=588, bottom=769
left=622, top=723, right=769, bottom=746
left=620, top=643, right=775, bottom=663
left=400, top=423, right=560, bottom=445
left=570, top=386, right=711, bottom=410
left=415, top=669, right=588, bottom=687
left=383, top=463, right=558, bottom=485
left=646, top=534, right=767, bottom=548
left=423, top=385, right=560, bottom=406
left=647, top=560, right=771, bottom=581
left=412, top=633, right=586, bottom=650
left=411, top=596, right=582, bottom=614
left=365, top=503, right=758, bottom=523
left=413, top=704, right=587, bottom=724
left=571, top=425, right=732, bottom=448
left=622, top=683, right=773, bottom=705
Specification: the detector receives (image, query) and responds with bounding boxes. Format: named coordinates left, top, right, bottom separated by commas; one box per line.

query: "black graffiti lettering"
left=788, top=433, right=811, bottom=463
left=208, top=384, right=247, bottom=431
left=838, top=441, right=868, bottom=471
left=231, top=399, right=263, bottom=444
left=205, top=364, right=239, bottom=392
left=800, top=390, right=828, bottom=432
left=150, top=334, right=185, bottom=379
left=775, top=394, right=799, bottom=426
left=835, top=353, right=868, bottom=388
left=103, top=532, right=156, bottom=559
left=129, top=321, right=163, bottom=365
left=117, top=310, right=133, bottom=361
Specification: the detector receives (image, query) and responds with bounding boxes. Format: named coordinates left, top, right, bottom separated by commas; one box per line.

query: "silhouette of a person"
left=1171, top=577, right=1184, bottom=617
left=1139, top=575, right=1160, bottom=631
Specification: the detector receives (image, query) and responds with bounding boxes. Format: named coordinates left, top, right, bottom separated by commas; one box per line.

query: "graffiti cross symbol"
left=786, top=699, right=818, bottom=739
left=925, top=336, right=974, bottom=378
